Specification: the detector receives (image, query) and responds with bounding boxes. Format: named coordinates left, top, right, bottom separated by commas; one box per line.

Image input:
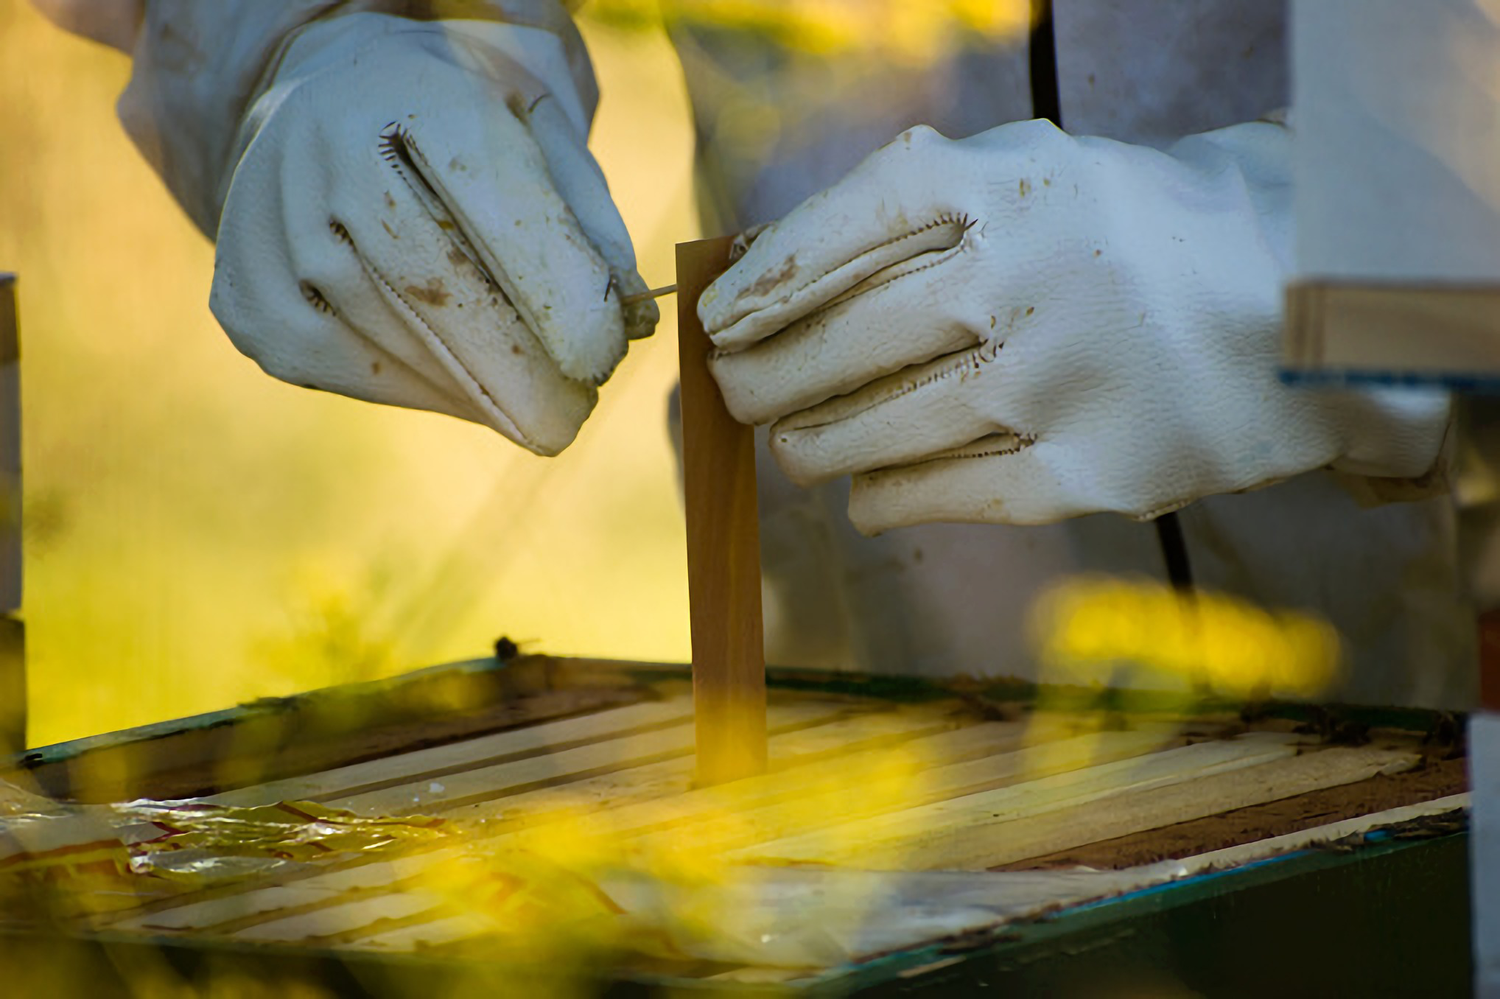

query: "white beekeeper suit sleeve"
left=42, top=0, right=656, bottom=456
left=701, top=113, right=1452, bottom=532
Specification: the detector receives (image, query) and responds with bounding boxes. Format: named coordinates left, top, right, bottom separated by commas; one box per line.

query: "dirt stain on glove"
left=742, top=255, right=799, bottom=301
left=405, top=276, right=453, bottom=307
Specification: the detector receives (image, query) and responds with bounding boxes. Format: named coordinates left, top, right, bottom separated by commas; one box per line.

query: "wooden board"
left=1285, top=279, right=1500, bottom=379
left=676, top=238, right=767, bottom=784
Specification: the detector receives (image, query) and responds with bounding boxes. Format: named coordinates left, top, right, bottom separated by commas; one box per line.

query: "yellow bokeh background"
left=0, top=3, right=699, bottom=746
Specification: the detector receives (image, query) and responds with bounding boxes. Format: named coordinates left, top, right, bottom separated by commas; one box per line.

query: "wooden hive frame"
left=0, top=655, right=1474, bottom=995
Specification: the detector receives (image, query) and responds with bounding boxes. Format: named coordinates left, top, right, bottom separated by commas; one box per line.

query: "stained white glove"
left=701, top=119, right=1450, bottom=532
left=118, top=5, right=655, bottom=455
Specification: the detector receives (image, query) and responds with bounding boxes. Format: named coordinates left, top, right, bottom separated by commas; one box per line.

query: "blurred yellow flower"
left=585, top=0, right=1034, bottom=63
left=1028, top=575, right=1344, bottom=699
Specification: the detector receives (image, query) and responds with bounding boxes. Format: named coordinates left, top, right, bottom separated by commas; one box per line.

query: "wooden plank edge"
left=732, top=734, right=1310, bottom=867
left=1284, top=278, right=1500, bottom=383
left=1178, top=792, right=1470, bottom=875
left=9, top=648, right=1453, bottom=774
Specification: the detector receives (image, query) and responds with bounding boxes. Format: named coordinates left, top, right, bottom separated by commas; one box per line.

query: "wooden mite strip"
left=676, top=237, right=768, bottom=785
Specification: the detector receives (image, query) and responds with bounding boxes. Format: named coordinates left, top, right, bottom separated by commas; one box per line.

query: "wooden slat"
left=442, top=714, right=1177, bottom=841
left=215, top=699, right=961, bottom=811
left=321, top=699, right=853, bottom=816
left=1285, top=280, right=1500, bottom=377
left=493, top=724, right=1187, bottom=860
left=355, top=913, right=492, bottom=952
left=113, top=859, right=416, bottom=932
left=752, top=743, right=1418, bottom=870
left=207, top=696, right=699, bottom=807
left=737, top=733, right=1311, bottom=867
left=232, top=892, right=442, bottom=943
left=447, top=703, right=971, bottom=828
left=651, top=726, right=1193, bottom=854
left=677, top=236, right=767, bottom=785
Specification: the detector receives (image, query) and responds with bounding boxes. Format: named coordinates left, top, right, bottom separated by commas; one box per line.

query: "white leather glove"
left=701, top=119, right=1451, bottom=532
left=117, top=3, right=655, bottom=455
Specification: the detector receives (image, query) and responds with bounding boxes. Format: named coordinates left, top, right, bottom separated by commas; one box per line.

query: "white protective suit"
left=55, top=0, right=1477, bottom=709
left=671, top=2, right=1474, bottom=709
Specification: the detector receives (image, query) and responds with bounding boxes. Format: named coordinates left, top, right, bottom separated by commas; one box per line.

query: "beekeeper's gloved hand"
left=111, top=2, right=656, bottom=455
left=701, top=119, right=1450, bottom=533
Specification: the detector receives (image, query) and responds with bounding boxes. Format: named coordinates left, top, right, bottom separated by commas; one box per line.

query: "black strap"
left=1028, top=0, right=1195, bottom=591
left=1028, top=0, right=1063, bottom=128
left=1153, top=508, right=1196, bottom=591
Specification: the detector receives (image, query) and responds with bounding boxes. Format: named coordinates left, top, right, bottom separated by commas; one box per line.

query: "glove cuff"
left=118, top=0, right=594, bottom=236
left=1338, top=399, right=1452, bottom=501
left=1328, top=388, right=1454, bottom=503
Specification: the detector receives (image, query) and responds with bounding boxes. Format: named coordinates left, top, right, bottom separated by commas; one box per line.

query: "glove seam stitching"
left=715, top=212, right=973, bottom=341
left=887, top=432, right=1036, bottom=469
left=778, top=342, right=1006, bottom=437
left=327, top=222, right=534, bottom=447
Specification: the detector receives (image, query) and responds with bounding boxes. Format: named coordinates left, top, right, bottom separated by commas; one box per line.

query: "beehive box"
left=0, top=655, right=1473, bottom=996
